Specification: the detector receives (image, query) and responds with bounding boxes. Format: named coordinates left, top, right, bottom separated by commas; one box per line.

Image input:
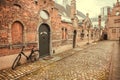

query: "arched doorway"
left=11, top=21, right=24, bottom=44
left=73, top=30, right=77, bottom=48
left=39, top=23, right=50, bottom=57
left=103, top=34, right=108, bottom=40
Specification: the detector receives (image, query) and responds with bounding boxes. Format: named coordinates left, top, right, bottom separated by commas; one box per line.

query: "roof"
left=77, top=10, right=86, bottom=18
left=54, top=3, right=86, bottom=19
left=54, top=3, right=67, bottom=16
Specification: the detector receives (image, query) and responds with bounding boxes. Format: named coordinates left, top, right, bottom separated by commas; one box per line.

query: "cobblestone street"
left=0, top=0, right=120, bottom=80
left=18, top=41, right=115, bottom=80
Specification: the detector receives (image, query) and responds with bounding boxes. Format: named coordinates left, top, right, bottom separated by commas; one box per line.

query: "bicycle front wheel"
left=12, top=54, right=21, bottom=70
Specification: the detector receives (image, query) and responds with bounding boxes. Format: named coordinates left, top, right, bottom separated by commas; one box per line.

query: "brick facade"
left=106, top=0, right=120, bottom=40
left=0, top=0, right=54, bottom=56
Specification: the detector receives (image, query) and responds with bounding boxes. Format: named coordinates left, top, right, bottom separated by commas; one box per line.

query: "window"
left=34, top=0, right=38, bottom=5
left=61, top=27, right=67, bottom=40
left=112, top=29, right=116, bottom=33
left=62, top=28, right=64, bottom=39
left=13, top=3, right=21, bottom=10
left=12, top=21, right=24, bottom=44
left=82, top=29, right=84, bottom=32
left=116, top=11, right=120, bottom=16
left=65, top=28, right=67, bottom=40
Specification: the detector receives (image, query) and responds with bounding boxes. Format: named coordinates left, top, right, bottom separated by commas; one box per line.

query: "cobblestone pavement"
left=0, top=41, right=94, bottom=80
left=19, top=41, right=115, bottom=80
left=0, top=41, right=115, bottom=80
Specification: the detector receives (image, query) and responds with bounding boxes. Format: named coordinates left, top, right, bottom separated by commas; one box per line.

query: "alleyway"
left=19, top=41, right=114, bottom=80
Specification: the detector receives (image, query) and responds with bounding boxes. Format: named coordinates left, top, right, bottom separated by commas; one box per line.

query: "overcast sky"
left=55, top=0, right=117, bottom=18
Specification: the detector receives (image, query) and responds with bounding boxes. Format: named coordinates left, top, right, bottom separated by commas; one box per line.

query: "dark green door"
left=39, top=24, right=50, bottom=57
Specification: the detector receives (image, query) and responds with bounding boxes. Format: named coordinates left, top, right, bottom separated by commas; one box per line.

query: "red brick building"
left=0, top=0, right=73, bottom=69
left=106, top=0, right=120, bottom=40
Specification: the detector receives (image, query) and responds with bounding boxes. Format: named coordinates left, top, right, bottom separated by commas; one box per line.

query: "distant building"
left=106, top=0, right=120, bottom=40
left=91, top=6, right=112, bottom=29
left=101, top=6, right=112, bottom=17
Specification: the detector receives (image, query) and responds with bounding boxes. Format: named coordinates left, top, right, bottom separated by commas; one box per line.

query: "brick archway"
left=11, top=21, right=24, bottom=44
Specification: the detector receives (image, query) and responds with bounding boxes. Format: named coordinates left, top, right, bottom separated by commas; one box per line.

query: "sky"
left=55, top=0, right=117, bottom=18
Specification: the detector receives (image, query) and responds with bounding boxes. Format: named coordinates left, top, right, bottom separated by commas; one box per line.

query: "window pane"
left=112, top=29, right=116, bottom=33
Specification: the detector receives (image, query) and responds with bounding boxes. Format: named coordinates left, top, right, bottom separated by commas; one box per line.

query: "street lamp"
left=93, top=27, right=97, bottom=42
left=87, top=25, right=91, bottom=44
left=98, top=15, right=101, bottom=40
left=85, top=13, right=92, bottom=45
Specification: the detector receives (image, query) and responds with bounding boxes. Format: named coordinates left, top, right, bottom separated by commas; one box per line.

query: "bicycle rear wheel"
left=30, top=50, right=40, bottom=61
left=34, top=50, right=40, bottom=60
left=12, top=54, right=21, bottom=70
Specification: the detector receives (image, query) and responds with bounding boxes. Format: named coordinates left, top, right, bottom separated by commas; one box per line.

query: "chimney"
left=107, top=7, right=110, bottom=16
left=116, top=0, right=119, bottom=6
left=117, top=0, right=119, bottom=3
left=86, top=13, right=89, bottom=17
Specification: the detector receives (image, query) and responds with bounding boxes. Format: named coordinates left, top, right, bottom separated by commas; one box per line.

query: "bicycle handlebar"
left=31, top=46, right=35, bottom=50
left=21, top=46, right=25, bottom=52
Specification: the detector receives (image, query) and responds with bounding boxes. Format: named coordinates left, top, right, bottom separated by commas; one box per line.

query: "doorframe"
left=37, top=22, right=52, bottom=56
left=103, top=33, right=108, bottom=40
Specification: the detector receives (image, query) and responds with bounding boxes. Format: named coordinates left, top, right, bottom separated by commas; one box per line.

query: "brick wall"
left=0, top=0, right=55, bottom=56
left=107, top=2, right=120, bottom=40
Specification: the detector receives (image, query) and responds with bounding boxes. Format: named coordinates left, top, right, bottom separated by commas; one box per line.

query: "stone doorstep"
left=0, top=41, right=95, bottom=80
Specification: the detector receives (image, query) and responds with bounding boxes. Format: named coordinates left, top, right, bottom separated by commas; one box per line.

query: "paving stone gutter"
left=108, top=43, right=115, bottom=80
left=108, top=41, right=120, bottom=80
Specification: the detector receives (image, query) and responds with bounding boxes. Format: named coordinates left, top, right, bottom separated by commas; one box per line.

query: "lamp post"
left=87, top=26, right=90, bottom=44
left=98, top=15, right=101, bottom=40
left=93, top=27, right=97, bottom=42
left=85, top=13, right=92, bottom=45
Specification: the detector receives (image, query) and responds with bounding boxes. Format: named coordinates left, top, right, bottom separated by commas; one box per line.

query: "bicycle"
left=12, top=46, right=39, bottom=70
